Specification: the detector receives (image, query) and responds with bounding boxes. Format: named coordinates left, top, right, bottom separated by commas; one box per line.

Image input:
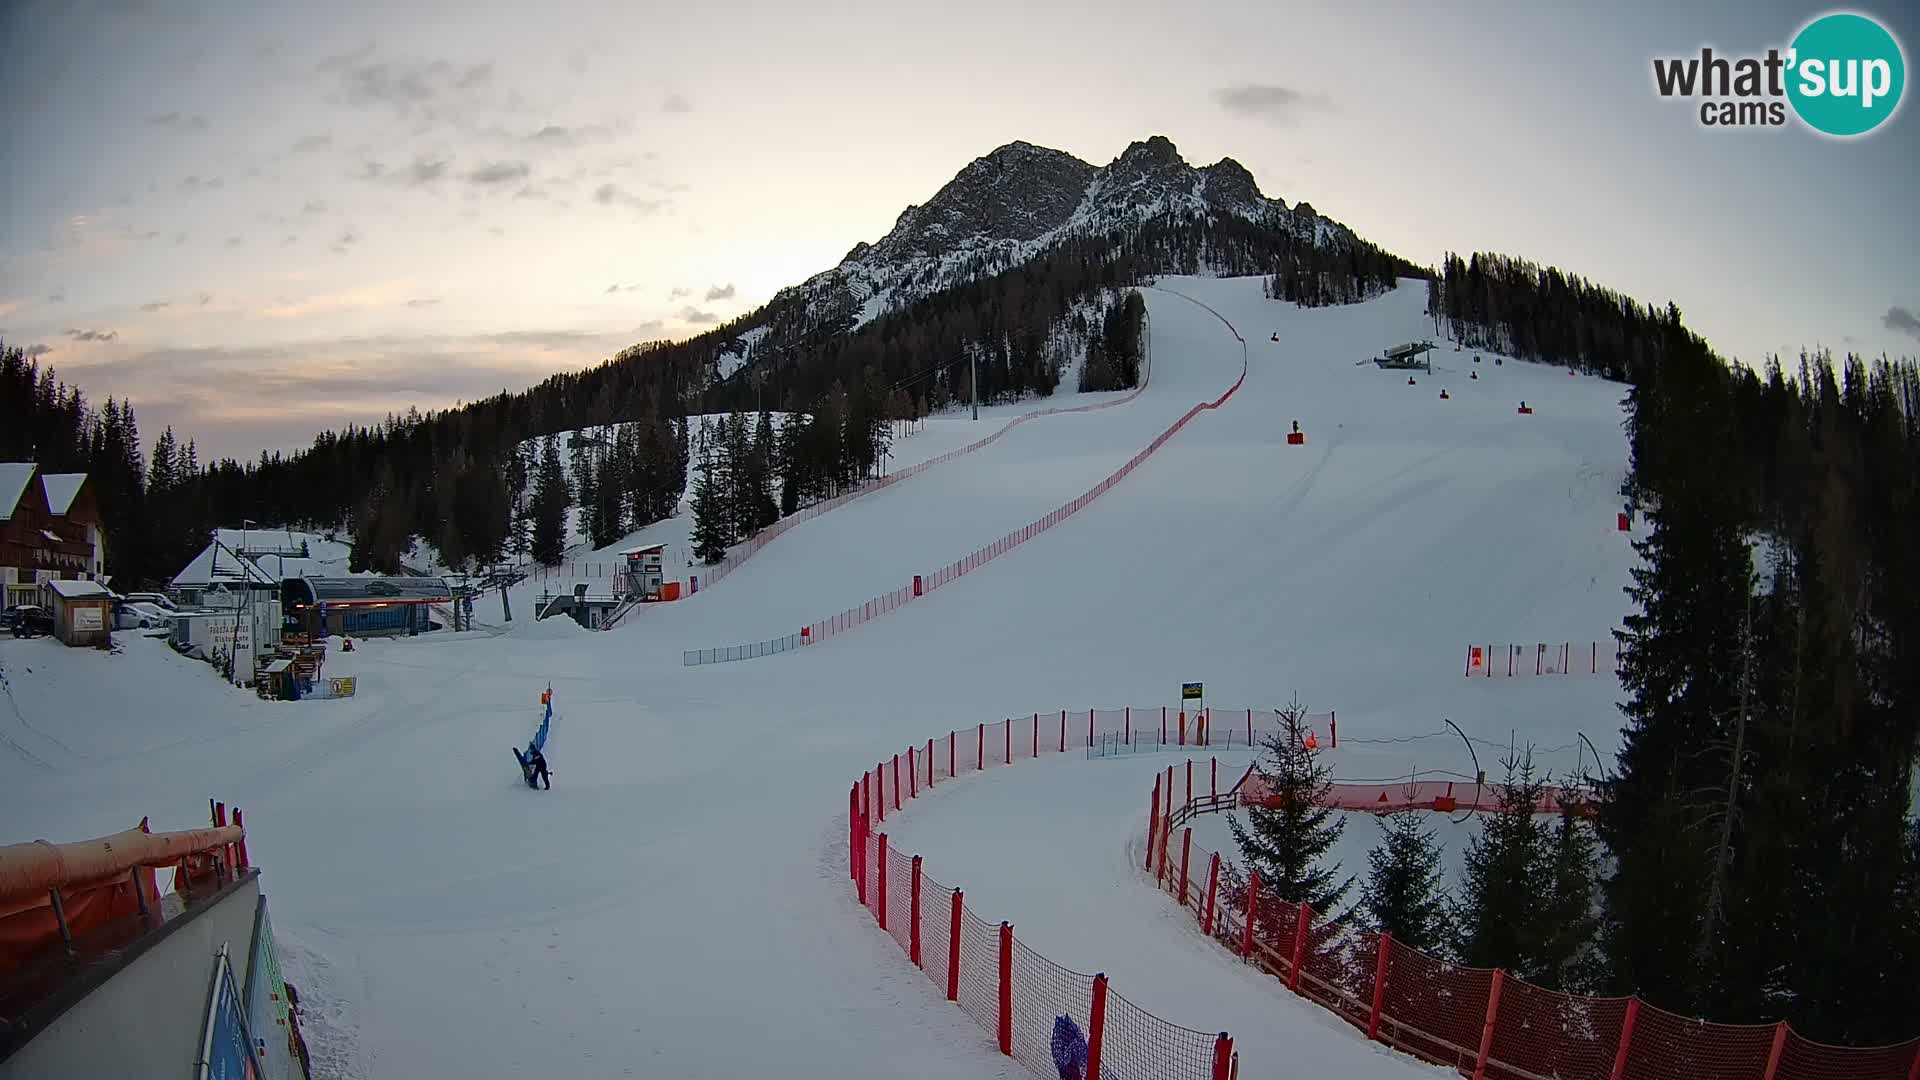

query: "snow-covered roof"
left=214, top=526, right=303, bottom=552
left=40, top=473, right=86, bottom=515
left=171, top=541, right=279, bottom=588
left=250, top=554, right=330, bottom=581
left=0, top=463, right=35, bottom=519
left=45, top=578, right=109, bottom=600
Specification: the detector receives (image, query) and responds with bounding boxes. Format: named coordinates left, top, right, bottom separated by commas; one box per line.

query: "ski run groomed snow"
left=0, top=275, right=1639, bottom=1078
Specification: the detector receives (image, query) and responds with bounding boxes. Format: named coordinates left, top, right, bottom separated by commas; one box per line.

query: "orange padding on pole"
left=0, top=824, right=245, bottom=912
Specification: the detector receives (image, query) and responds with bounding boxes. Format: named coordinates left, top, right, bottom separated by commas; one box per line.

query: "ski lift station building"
left=1374, top=341, right=1436, bottom=370
left=280, top=576, right=452, bottom=638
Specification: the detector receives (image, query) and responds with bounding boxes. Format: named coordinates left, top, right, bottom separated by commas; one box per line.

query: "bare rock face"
left=783, top=135, right=1347, bottom=330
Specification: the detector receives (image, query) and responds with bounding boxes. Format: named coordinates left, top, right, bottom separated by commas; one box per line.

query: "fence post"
left=1212, top=1033, right=1233, bottom=1080
left=1005, top=719, right=1012, bottom=765
left=947, top=889, right=964, bottom=1001
left=998, top=922, right=1013, bottom=1057
left=232, top=808, right=249, bottom=870
left=1157, top=801, right=1172, bottom=884
left=1241, top=872, right=1261, bottom=957
left=928, top=738, right=935, bottom=785
left=849, top=784, right=859, bottom=881
left=1288, top=904, right=1312, bottom=991
left=1059, top=710, right=1066, bottom=752
left=909, top=746, right=918, bottom=798
left=1331, top=710, right=1338, bottom=748
left=876, top=764, right=886, bottom=823
left=1179, top=709, right=1187, bottom=746
left=877, top=835, right=890, bottom=931
left=1125, top=707, right=1131, bottom=745
left=1203, top=853, right=1221, bottom=934
left=1762, top=1022, right=1789, bottom=1080
left=1032, top=712, right=1039, bottom=758
left=1179, top=828, right=1192, bottom=907
left=1212, top=757, right=1218, bottom=799
left=1146, top=777, right=1161, bottom=872
left=1247, top=709, right=1253, bottom=746
left=1368, top=932, right=1391, bottom=1042
left=978, top=723, right=984, bottom=770
left=856, top=829, right=869, bottom=907
left=1088, top=709, right=1095, bottom=747
left=863, top=770, right=872, bottom=824
left=910, top=855, right=923, bottom=967
left=1472, top=969, right=1505, bottom=1080
left=1187, top=758, right=1193, bottom=806
left=1086, top=973, right=1109, bottom=1080
left=1162, top=706, right=1167, bottom=745
left=1608, top=998, right=1640, bottom=1080
left=893, top=755, right=902, bottom=810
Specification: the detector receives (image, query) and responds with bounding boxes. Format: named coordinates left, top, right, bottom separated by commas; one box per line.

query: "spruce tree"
left=1535, top=800, right=1601, bottom=992
left=1227, top=698, right=1352, bottom=914
left=1453, top=751, right=1550, bottom=975
left=688, top=447, right=729, bottom=565
left=1360, top=806, right=1451, bottom=952
left=530, top=435, right=570, bottom=566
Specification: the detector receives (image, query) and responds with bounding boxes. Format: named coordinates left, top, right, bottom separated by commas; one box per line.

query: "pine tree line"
left=1424, top=252, right=1683, bottom=380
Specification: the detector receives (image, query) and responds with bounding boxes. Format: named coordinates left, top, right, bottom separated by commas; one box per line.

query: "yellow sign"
left=1181, top=682, right=1203, bottom=700
left=328, top=678, right=357, bottom=698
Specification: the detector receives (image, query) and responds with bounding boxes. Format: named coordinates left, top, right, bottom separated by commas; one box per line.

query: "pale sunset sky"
left=2, top=0, right=1915, bottom=459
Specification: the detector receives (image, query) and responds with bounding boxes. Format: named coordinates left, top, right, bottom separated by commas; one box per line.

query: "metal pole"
left=970, top=344, right=978, bottom=421
left=49, top=887, right=75, bottom=956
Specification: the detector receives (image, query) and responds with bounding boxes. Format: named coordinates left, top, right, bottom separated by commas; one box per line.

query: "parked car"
left=6, top=605, right=53, bottom=638
left=121, top=592, right=178, bottom=612
left=114, top=600, right=174, bottom=630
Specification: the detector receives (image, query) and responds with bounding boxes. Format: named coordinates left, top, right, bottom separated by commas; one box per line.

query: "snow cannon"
left=1439, top=389, right=1450, bottom=400
left=1270, top=332, right=1279, bottom=342
left=1473, top=355, right=1481, bottom=363
left=1517, top=401, right=1534, bottom=415
left=1407, top=376, right=1417, bottom=386
left=1618, top=512, right=1631, bottom=532
left=1471, top=370, right=1479, bottom=380
left=1286, top=420, right=1305, bottom=446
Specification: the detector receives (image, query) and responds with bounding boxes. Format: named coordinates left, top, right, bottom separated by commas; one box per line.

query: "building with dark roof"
left=281, top=576, right=452, bottom=638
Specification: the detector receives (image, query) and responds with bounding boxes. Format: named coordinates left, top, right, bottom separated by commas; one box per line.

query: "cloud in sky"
left=593, top=182, right=664, bottom=212
left=1886, top=306, right=1920, bottom=342
left=291, top=133, right=333, bottom=153
left=467, top=160, right=531, bottom=185
left=704, top=283, right=735, bottom=301
left=678, top=305, right=717, bottom=325
left=605, top=282, right=641, bottom=294
left=67, top=328, right=118, bottom=342
left=1210, top=84, right=1334, bottom=126
left=27, top=344, right=54, bottom=359
left=321, top=47, right=495, bottom=118
left=180, top=175, right=224, bottom=191
left=405, top=297, right=440, bottom=308
left=140, top=300, right=170, bottom=311
left=667, top=286, right=691, bottom=300
left=145, top=112, right=208, bottom=131
left=661, top=93, right=691, bottom=114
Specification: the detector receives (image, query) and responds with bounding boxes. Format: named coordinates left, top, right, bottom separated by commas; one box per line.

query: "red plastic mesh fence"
left=1008, top=936, right=1097, bottom=1077
left=1485, top=976, right=1630, bottom=1080
left=918, top=869, right=956, bottom=993
left=1776, top=1033, right=1920, bottom=1080
left=1378, top=939, right=1495, bottom=1072
left=1099, top=984, right=1222, bottom=1080
left=1159, top=774, right=1920, bottom=1080
left=886, top=847, right=914, bottom=956
left=862, top=834, right=881, bottom=921
left=1624, top=1003, right=1779, bottom=1080
left=1298, top=920, right=1373, bottom=1033
left=955, top=909, right=1001, bottom=1034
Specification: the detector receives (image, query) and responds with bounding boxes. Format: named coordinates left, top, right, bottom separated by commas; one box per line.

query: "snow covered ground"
left=0, top=276, right=1638, bottom=1078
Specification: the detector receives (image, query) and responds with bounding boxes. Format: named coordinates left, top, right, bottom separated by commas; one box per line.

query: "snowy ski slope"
left=0, top=276, right=1637, bottom=1079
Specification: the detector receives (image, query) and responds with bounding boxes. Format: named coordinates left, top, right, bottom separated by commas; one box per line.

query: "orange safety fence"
left=1147, top=766, right=1920, bottom=1080
left=689, top=288, right=1249, bottom=665
left=849, top=709, right=1243, bottom=1080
